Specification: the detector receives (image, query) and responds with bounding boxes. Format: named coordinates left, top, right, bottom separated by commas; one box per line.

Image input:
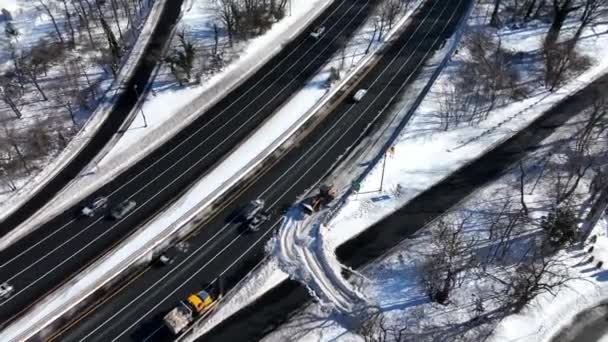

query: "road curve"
left=0, top=0, right=373, bottom=331
left=46, top=0, right=470, bottom=340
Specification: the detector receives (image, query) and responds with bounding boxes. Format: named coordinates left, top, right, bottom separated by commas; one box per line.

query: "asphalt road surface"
left=0, top=0, right=374, bottom=331
left=45, top=0, right=471, bottom=340
left=0, top=0, right=183, bottom=236
left=201, top=50, right=608, bottom=342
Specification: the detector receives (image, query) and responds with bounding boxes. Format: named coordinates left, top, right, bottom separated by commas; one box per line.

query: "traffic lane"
left=50, top=0, right=462, bottom=338
left=0, top=0, right=359, bottom=267
left=0, top=0, right=372, bottom=322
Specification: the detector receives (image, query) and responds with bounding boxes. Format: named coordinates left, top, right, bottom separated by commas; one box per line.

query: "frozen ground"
left=187, top=1, right=608, bottom=340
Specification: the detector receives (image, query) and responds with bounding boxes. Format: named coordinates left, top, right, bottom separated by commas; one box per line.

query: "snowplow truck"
left=303, top=185, right=336, bottom=215
left=163, top=290, right=214, bottom=335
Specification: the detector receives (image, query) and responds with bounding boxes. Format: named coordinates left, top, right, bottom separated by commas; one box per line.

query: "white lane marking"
left=0, top=218, right=76, bottom=270
left=0, top=0, right=357, bottom=284
left=86, top=0, right=464, bottom=338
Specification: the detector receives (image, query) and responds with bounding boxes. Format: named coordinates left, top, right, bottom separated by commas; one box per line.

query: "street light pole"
left=379, top=151, right=387, bottom=192
left=133, top=84, right=148, bottom=128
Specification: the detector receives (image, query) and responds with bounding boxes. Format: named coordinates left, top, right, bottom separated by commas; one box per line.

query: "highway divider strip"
left=0, top=0, right=169, bottom=249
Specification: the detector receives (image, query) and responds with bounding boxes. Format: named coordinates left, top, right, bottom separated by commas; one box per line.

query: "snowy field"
left=188, top=1, right=608, bottom=340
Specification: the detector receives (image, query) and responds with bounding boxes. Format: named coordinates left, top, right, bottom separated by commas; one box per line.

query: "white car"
left=353, top=89, right=368, bottom=102
left=0, top=282, right=14, bottom=299
left=310, top=26, right=326, bottom=39
left=81, top=196, right=108, bottom=217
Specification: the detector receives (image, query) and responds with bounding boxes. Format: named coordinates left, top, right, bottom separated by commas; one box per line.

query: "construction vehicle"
left=302, top=184, right=336, bottom=215
left=163, top=290, right=215, bottom=335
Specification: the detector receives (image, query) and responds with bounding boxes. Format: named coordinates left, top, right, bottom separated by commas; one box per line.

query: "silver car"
left=0, top=282, right=14, bottom=299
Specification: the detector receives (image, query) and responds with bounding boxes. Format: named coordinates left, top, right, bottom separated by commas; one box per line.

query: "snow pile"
left=268, top=209, right=368, bottom=313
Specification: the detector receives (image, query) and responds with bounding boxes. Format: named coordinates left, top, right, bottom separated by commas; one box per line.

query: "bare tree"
left=519, top=162, right=529, bottom=216
left=59, top=0, right=76, bottom=46
left=571, top=0, right=608, bottom=49
left=357, top=310, right=409, bottom=342
left=490, top=0, right=503, bottom=26
left=37, top=0, right=65, bottom=44
left=420, top=214, right=477, bottom=304
left=215, top=0, right=237, bottom=46
left=545, top=0, right=579, bottom=47
left=1, top=122, right=30, bottom=174
left=0, top=75, right=23, bottom=119
left=543, top=39, right=591, bottom=91
left=500, top=252, right=574, bottom=314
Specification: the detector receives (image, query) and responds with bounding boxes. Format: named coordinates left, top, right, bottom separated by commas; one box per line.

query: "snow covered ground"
left=186, top=1, right=608, bottom=340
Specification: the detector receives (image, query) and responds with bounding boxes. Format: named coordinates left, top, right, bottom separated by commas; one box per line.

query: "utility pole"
left=133, top=84, right=148, bottom=128
left=379, top=151, right=387, bottom=192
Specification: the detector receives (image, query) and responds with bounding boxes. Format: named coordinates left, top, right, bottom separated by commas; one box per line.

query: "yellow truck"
left=163, top=290, right=215, bottom=335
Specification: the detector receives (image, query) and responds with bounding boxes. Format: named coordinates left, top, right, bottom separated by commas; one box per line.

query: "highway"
left=0, top=0, right=183, bottom=235
left=0, top=0, right=374, bottom=330
left=45, top=0, right=471, bottom=340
